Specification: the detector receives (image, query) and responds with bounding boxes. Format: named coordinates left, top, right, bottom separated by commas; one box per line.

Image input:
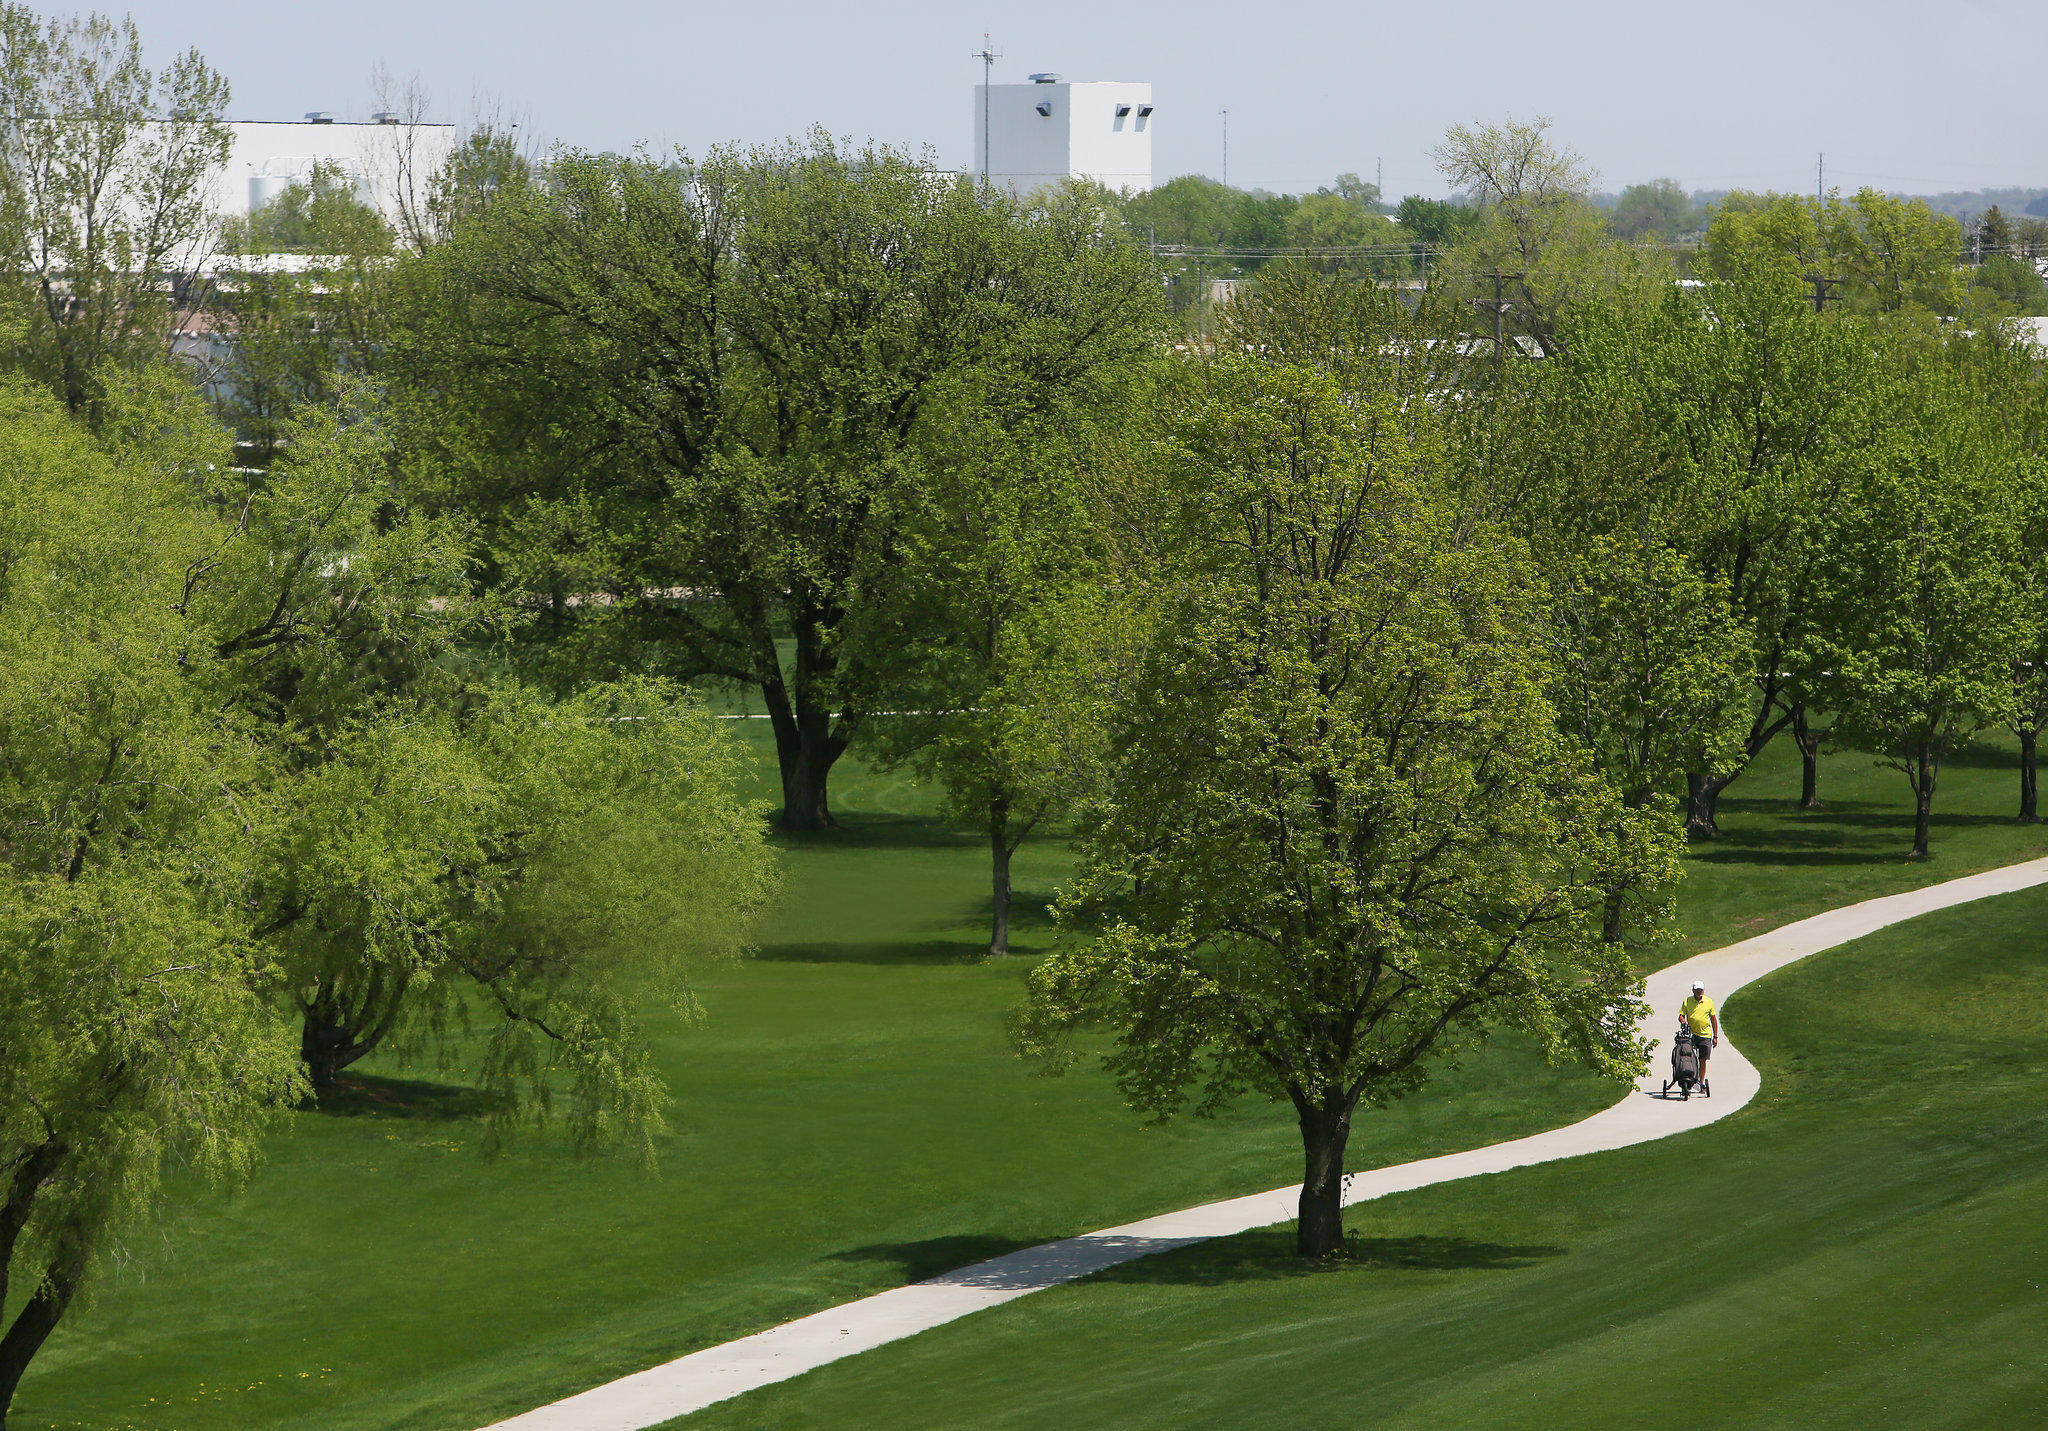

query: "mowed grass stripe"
left=670, top=885, right=2048, bottom=1430
left=13, top=734, right=2048, bottom=1429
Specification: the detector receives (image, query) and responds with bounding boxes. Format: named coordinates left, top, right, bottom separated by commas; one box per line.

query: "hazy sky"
left=116, top=0, right=2047, bottom=199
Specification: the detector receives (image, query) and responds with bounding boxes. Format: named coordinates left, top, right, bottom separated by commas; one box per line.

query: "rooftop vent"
left=1029, top=72, right=1061, bottom=84
left=371, top=110, right=402, bottom=124
left=304, top=111, right=337, bottom=124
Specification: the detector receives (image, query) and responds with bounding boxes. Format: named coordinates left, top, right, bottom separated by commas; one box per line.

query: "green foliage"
left=1429, top=117, right=1670, bottom=353
left=0, top=5, right=230, bottom=418
left=0, top=364, right=778, bottom=1419
left=1120, top=174, right=1296, bottom=251
left=1805, top=364, right=2026, bottom=854
left=1972, top=253, right=2048, bottom=316
left=1019, top=352, right=1672, bottom=1255
left=1394, top=195, right=1479, bottom=247
left=388, top=133, right=1161, bottom=830
left=1701, top=188, right=1968, bottom=317
left=1610, top=178, right=1695, bottom=241
left=1489, top=274, right=1890, bottom=834
left=211, top=168, right=395, bottom=459
left=0, top=374, right=304, bottom=1416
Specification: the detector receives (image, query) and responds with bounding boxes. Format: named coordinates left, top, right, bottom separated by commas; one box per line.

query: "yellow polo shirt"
left=1682, top=993, right=1716, bottom=1037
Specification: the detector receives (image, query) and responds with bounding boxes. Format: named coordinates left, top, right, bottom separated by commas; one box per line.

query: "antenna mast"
left=1220, top=107, right=1229, bottom=187
left=973, top=33, right=1003, bottom=185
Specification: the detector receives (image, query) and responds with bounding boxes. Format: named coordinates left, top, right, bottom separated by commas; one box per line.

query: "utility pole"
left=1470, top=267, right=1525, bottom=362
left=1816, top=151, right=1824, bottom=206
left=1803, top=272, right=1844, bottom=312
left=972, top=34, right=1002, bottom=185
left=1220, top=107, right=1229, bottom=187
left=1375, top=155, right=1382, bottom=200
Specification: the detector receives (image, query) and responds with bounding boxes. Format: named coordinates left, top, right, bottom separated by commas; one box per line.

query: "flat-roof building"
left=211, top=114, right=457, bottom=228
left=973, top=74, right=1152, bottom=196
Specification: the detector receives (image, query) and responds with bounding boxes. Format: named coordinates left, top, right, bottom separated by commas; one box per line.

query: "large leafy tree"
left=389, top=136, right=1159, bottom=830
left=0, top=5, right=229, bottom=419
left=0, top=376, right=302, bottom=1426
left=1495, top=273, right=1884, bottom=836
left=1806, top=369, right=2024, bottom=857
left=1019, top=356, right=1669, bottom=1260
left=0, top=373, right=775, bottom=1427
left=1429, top=116, right=1669, bottom=356
left=1701, top=188, right=1968, bottom=318
left=190, top=397, right=775, bottom=1103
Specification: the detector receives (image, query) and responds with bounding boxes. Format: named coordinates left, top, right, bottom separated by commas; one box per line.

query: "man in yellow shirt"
left=1681, top=979, right=1719, bottom=1092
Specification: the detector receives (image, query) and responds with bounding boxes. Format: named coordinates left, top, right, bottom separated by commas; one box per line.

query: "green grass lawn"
left=674, top=880, right=2048, bottom=1431
left=12, top=733, right=2047, bottom=1430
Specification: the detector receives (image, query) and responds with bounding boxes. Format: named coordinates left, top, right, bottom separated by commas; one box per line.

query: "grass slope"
left=13, top=733, right=2046, bottom=1429
left=675, top=881, right=2048, bottom=1430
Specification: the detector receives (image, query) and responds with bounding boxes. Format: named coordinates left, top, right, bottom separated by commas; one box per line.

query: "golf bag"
left=1664, top=1026, right=1702, bottom=1098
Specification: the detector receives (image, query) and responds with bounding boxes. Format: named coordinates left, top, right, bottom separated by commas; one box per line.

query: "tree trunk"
left=1911, top=742, right=1937, bottom=859
left=0, top=1230, right=84, bottom=1430
left=300, top=968, right=409, bottom=1090
left=1683, top=771, right=1727, bottom=839
left=1295, top=1093, right=1355, bottom=1259
left=1793, top=705, right=1822, bottom=809
left=2021, top=726, right=2038, bottom=824
left=988, top=793, right=1013, bottom=958
left=760, top=614, right=848, bottom=833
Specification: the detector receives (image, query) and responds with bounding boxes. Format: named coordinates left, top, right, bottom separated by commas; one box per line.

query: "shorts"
left=1689, top=1032, right=1713, bottom=1061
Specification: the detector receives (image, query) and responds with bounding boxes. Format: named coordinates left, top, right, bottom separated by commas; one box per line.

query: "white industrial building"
left=209, top=113, right=458, bottom=229
left=972, top=74, right=1152, bottom=196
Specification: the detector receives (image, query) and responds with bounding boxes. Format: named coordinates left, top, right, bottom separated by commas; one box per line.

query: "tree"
left=0, top=6, right=230, bottom=418
left=390, top=136, right=1160, bottom=831
left=1018, top=355, right=1668, bottom=1260
left=1324, top=172, right=1388, bottom=212
left=1806, top=372, right=2023, bottom=857
left=0, top=375, right=304, bottom=1428
left=1611, top=178, right=1694, bottom=242
left=1284, top=191, right=1385, bottom=249
left=209, top=165, right=394, bottom=461
left=189, top=397, right=776, bottom=1103
left=861, top=377, right=1134, bottom=955
left=1395, top=195, right=1478, bottom=247
left=1545, top=531, right=1752, bottom=936
left=1430, top=117, right=1669, bottom=355
left=1498, top=273, right=1884, bottom=836
left=1701, top=189, right=1968, bottom=317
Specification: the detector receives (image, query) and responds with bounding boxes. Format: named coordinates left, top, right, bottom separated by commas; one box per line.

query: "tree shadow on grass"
left=307, top=1073, right=493, bottom=1122
left=829, top=1235, right=1044, bottom=1283
left=754, top=939, right=992, bottom=966
left=1089, top=1229, right=1567, bottom=1286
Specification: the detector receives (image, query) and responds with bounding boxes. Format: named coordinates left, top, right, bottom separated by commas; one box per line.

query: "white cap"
left=1691, top=980, right=1705, bottom=991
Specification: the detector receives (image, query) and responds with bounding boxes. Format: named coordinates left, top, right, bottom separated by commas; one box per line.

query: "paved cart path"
left=481, top=855, right=2048, bottom=1431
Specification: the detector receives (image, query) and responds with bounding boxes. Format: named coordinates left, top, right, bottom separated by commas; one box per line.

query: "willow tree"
left=387, top=137, right=1160, bottom=829
left=1018, top=356, right=1670, bottom=1259
left=0, top=376, right=302, bottom=1428
left=0, top=373, right=775, bottom=1428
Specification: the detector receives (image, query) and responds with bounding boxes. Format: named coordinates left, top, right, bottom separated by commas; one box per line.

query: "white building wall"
left=209, top=120, right=458, bottom=228
left=973, top=79, right=1152, bottom=196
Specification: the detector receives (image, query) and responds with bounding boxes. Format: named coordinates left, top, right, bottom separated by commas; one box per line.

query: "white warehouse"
left=209, top=113, right=458, bottom=228
left=973, top=74, right=1152, bottom=196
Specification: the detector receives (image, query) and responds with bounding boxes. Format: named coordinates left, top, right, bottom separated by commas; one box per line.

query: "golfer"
left=1681, top=979, right=1719, bottom=1088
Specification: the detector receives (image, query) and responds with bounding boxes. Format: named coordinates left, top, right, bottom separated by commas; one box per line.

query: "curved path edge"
left=481, top=854, right=2048, bottom=1431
